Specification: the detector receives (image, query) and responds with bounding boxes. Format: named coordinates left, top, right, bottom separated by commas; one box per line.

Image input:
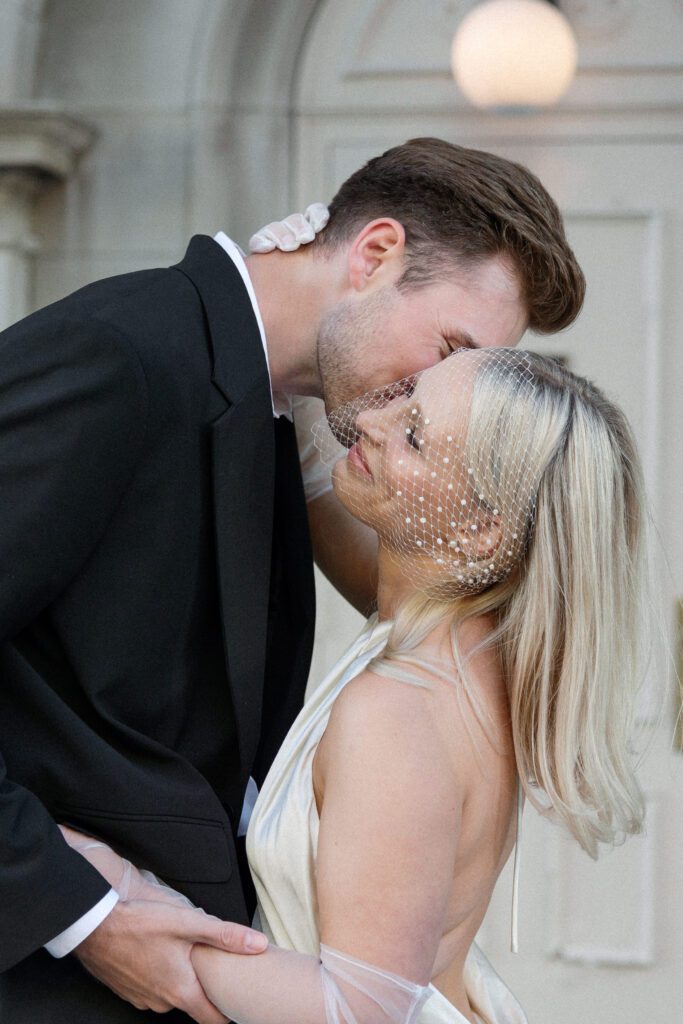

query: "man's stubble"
left=315, top=287, right=399, bottom=416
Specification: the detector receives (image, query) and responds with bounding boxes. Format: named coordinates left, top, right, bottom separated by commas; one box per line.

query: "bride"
left=62, top=347, right=648, bottom=1024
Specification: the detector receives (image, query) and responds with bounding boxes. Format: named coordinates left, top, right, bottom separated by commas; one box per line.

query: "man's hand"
left=75, top=898, right=267, bottom=1024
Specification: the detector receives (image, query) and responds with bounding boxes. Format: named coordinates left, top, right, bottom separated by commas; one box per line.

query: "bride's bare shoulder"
left=315, top=614, right=510, bottom=796
left=315, top=659, right=464, bottom=804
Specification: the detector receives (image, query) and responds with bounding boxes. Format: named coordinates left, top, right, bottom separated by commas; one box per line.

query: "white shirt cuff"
left=44, top=887, right=119, bottom=958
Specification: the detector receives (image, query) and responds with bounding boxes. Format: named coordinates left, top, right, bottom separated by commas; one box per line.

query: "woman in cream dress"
left=64, top=349, right=648, bottom=1024
left=242, top=608, right=528, bottom=1024
left=192, top=348, right=648, bottom=1024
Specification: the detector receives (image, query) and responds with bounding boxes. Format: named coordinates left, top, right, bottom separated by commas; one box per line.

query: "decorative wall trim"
left=0, top=109, right=95, bottom=179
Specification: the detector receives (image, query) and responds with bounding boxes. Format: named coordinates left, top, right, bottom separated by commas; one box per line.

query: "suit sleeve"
left=0, top=314, right=149, bottom=970
left=44, top=888, right=120, bottom=958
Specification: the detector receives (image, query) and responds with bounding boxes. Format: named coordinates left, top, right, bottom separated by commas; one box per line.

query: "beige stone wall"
left=0, top=0, right=316, bottom=312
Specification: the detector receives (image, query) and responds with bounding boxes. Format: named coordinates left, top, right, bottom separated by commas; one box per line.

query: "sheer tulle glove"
left=248, top=203, right=329, bottom=253
left=320, top=944, right=431, bottom=1024
left=248, top=204, right=338, bottom=502
left=194, top=941, right=432, bottom=1024
left=58, top=825, right=196, bottom=909
left=293, top=394, right=342, bottom=503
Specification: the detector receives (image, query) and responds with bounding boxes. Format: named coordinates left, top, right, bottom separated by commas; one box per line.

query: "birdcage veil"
left=313, top=349, right=540, bottom=598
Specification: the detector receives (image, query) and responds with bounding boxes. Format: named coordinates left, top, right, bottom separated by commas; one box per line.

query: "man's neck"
left=244, top=248, right=342, bottom=399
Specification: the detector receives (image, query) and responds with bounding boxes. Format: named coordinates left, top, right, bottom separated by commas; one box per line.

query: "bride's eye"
left=406, top=424, right=422, bottom=451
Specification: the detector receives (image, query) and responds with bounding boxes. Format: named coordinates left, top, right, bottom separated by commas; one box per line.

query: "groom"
left=0, top=138, right=584, bottom=1023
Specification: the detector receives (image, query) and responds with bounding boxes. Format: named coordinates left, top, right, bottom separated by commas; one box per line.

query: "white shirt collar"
left=212, top=231, right=293, bottom=421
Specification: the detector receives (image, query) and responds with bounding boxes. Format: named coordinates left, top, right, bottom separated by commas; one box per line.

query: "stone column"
left=0, top=170, right=40, bottom=327
left=0, top=111, right=95, bottom=328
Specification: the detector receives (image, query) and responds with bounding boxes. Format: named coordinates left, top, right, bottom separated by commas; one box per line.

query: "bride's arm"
left=313, top=666, right=463, bottom=977
left=307, top=489, right=379, bottom=616
left=193, top=944, right=326, bottom=1024
left=192, top=668, right=464, bottom=1022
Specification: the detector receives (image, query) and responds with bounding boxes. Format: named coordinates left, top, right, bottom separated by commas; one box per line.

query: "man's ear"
left=347, top=218, right=406, bottom=292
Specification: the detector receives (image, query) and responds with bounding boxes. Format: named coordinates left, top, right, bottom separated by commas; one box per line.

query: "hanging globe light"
left=451, top=0, right=578, bottom=113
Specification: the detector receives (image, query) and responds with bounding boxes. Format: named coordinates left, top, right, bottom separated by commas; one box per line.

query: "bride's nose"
left=355, top=406, right=391, bottom=445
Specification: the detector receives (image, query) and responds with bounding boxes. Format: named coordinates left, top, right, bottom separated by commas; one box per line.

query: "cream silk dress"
left=246, top=614, right=528, bottom=1024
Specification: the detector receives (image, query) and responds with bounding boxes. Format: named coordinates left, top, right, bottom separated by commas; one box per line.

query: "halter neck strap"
left=511, top=778, right=524, bottom=954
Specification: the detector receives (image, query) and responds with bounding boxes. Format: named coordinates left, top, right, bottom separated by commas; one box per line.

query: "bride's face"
left=332, top=352, right=498, bottom=569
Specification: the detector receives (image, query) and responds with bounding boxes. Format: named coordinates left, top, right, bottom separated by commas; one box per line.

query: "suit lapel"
left=251, top=416, right=316, bottom=782
left=174, top=236, right=274, bottom=775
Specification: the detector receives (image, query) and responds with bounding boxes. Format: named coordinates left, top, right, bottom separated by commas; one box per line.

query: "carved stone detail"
left=0, top=109, right=95, bottom=179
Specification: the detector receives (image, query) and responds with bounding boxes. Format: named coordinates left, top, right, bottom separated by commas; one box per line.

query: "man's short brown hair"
left=317, top=138, right=585, bottom=334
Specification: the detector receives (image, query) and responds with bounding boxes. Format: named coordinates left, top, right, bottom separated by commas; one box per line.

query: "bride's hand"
left=248, top=203, right=329, bottom=253
left=58, top=824, right=133, bottom=891
left=59, top=824, right=266, bottom=1023
left=58, top=824, right=194, bottom=907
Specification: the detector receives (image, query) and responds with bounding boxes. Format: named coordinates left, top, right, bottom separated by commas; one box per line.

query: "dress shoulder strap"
left=510, top=777, right=524, bottom=954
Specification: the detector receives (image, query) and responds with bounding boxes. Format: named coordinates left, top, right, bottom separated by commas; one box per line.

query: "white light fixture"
left=451, top=0, right=578, bottom=113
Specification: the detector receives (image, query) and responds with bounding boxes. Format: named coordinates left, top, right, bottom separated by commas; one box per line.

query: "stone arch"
left=188, top=0, right=322, bottom=241
left=25, top=0, right=324, bottom=305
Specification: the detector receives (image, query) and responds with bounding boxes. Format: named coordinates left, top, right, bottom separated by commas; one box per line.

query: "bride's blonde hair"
left=373, top=352, right=648, bottom=858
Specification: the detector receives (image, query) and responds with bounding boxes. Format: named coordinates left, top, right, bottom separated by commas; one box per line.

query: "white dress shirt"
left=45, top=233, right=278, bottom=957
left=213, top=231, right=292, bottom=421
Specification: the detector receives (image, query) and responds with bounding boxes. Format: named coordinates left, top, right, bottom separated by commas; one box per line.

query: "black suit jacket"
left=0, top=236, right=315, bottom=1022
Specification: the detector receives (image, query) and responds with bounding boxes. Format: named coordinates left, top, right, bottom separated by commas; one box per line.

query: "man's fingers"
left=176, top=979, right=228, bottom=1024
left=188, top=996, right=229, bottom=1024
left=183, top=911, right=268, bottom=953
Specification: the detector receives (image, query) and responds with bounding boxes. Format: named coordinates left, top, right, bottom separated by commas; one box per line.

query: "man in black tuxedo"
left=0, top=139, right=584, bottom=1023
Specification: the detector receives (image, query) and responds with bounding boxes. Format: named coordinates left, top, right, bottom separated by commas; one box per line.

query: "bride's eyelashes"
left=405, top=422, right=421, bottom=451
left=402, top=400, right=425, bottom=453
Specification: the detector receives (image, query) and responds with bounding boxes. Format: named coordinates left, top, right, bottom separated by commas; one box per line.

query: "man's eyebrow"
left=450, top=329, right=478, bottom=350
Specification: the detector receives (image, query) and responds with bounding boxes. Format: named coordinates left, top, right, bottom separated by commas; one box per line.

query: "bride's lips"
left=347, top=441, right=373, bottom=479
